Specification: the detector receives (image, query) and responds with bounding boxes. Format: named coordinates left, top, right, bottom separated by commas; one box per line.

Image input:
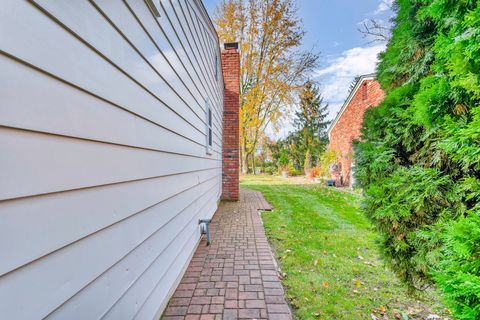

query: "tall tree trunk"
left=240, top=144, right=244, bottom=174
left=252, top=153, right=256, bottom=175
left=242, top=143, right=249, bottom=174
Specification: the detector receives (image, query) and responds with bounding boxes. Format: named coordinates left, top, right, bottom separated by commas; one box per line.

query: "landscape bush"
left=317, top=149, right=340, bottom=178
left=286, top=163, right=301, bottom=176
left=354, top=0, right=480, bottom=318
left=262, top=162, right=277, bottom=175
left=308, top=166, right=321, bottom=179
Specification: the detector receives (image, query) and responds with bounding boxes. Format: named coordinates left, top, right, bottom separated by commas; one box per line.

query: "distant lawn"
left=241, top=175, right=449, bottom=320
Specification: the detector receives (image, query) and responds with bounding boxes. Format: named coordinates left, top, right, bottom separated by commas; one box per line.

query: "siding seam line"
left=2, top=175, right=218, bottom=280
left=0, top=124, right=222, bottom=160
left=182, top=0, right=224, bottom=123
left=167, top=0, right=221, bottom=105
left=0, top=50, right=221, bottom=156
left=0, top=164, right=221, bottom=203
left=134, top=0, right=223, bottom=122
left=128, top=187, right=219, bottom=320
left=157, top=0, right=221, bottom=108
left=125, top=0, right=224, bottom=135
left=27, top=0, right=208, bottom=139
left=42, top=181, right=219, bottom=320
left=88, top=0, right=214, bottom=132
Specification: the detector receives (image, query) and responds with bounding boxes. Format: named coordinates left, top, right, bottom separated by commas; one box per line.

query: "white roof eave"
left=327, top=73, right=376, bottom=140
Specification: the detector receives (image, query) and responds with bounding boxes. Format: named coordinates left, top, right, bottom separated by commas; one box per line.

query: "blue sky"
left=203, top=0, right=394, bottom=135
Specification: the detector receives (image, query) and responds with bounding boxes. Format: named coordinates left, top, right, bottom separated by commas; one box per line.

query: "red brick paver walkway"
left=162, top=189, right=292, bottom=320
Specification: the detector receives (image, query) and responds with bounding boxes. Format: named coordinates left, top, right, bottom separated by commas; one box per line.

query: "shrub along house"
left=326, top=74, right=384, bottom=187
left=0, top=1, right=239, bottom=319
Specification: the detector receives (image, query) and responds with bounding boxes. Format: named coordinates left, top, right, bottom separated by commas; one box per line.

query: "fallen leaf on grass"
left=392, top=310, right=402, bottom=319
left=313, top=259, right=318, bottom=266
left=322, top=282, right=329, bottom=288
left=406, top=307, right=423, bottom=316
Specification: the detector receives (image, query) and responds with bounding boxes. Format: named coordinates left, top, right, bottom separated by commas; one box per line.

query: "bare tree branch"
left=358, top=18, right=392, bottom=43
left=358, top=1, right=397, bottom=43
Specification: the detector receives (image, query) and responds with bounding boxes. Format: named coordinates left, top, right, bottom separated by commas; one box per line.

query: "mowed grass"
left=240, top=175, right=448, bottom=320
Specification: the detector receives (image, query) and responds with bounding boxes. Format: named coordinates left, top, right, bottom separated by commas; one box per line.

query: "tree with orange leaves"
left=214, top=0, right=318, bottom=173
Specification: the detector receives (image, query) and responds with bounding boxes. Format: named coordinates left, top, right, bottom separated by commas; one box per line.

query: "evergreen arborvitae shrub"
left=354, top=0, right=480, bottom=318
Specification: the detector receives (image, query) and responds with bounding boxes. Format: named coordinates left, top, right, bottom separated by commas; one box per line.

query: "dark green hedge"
left=355, top=0, right=480, bottom=318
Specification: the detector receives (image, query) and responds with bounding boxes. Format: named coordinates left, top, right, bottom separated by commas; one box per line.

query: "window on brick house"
left=205, top=100, right=213, bottom=155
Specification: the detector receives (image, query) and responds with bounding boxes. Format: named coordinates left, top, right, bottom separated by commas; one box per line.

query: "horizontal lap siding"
left=0, top=0, right=223, bottom=319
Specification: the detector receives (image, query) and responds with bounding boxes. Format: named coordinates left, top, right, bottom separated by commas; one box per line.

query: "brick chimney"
left=221, top=42, right=240, bottom=201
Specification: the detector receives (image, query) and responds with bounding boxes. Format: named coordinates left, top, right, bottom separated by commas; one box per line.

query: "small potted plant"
left=328, top=162, right=341, bottom=187
left=317, top=150, right=341, bottom=187
left=325, top=178, right=336, bottom=187
left=280, top=164, right=290, bottom=178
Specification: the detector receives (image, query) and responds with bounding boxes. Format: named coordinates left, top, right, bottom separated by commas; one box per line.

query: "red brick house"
left=327, top=74, right=385, bottom=187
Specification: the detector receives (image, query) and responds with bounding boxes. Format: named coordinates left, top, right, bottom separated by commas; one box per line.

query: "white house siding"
left=0, top=0, right=223, bottom=319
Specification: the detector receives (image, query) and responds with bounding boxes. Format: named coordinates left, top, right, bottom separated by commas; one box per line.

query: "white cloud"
left=266, top=44, right=386, bottom=139
left=374, top=0, right=394, bottom=15
left=315, top=45, right=384, bottom=78
left=314, top=44, right=386, bottom=120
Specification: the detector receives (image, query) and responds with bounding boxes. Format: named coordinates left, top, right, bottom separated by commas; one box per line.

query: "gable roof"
left=327, top=73, right=376, bottom=139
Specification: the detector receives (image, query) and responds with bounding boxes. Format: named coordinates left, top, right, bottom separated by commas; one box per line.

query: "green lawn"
left=241, top=175, right=449, bottom=320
